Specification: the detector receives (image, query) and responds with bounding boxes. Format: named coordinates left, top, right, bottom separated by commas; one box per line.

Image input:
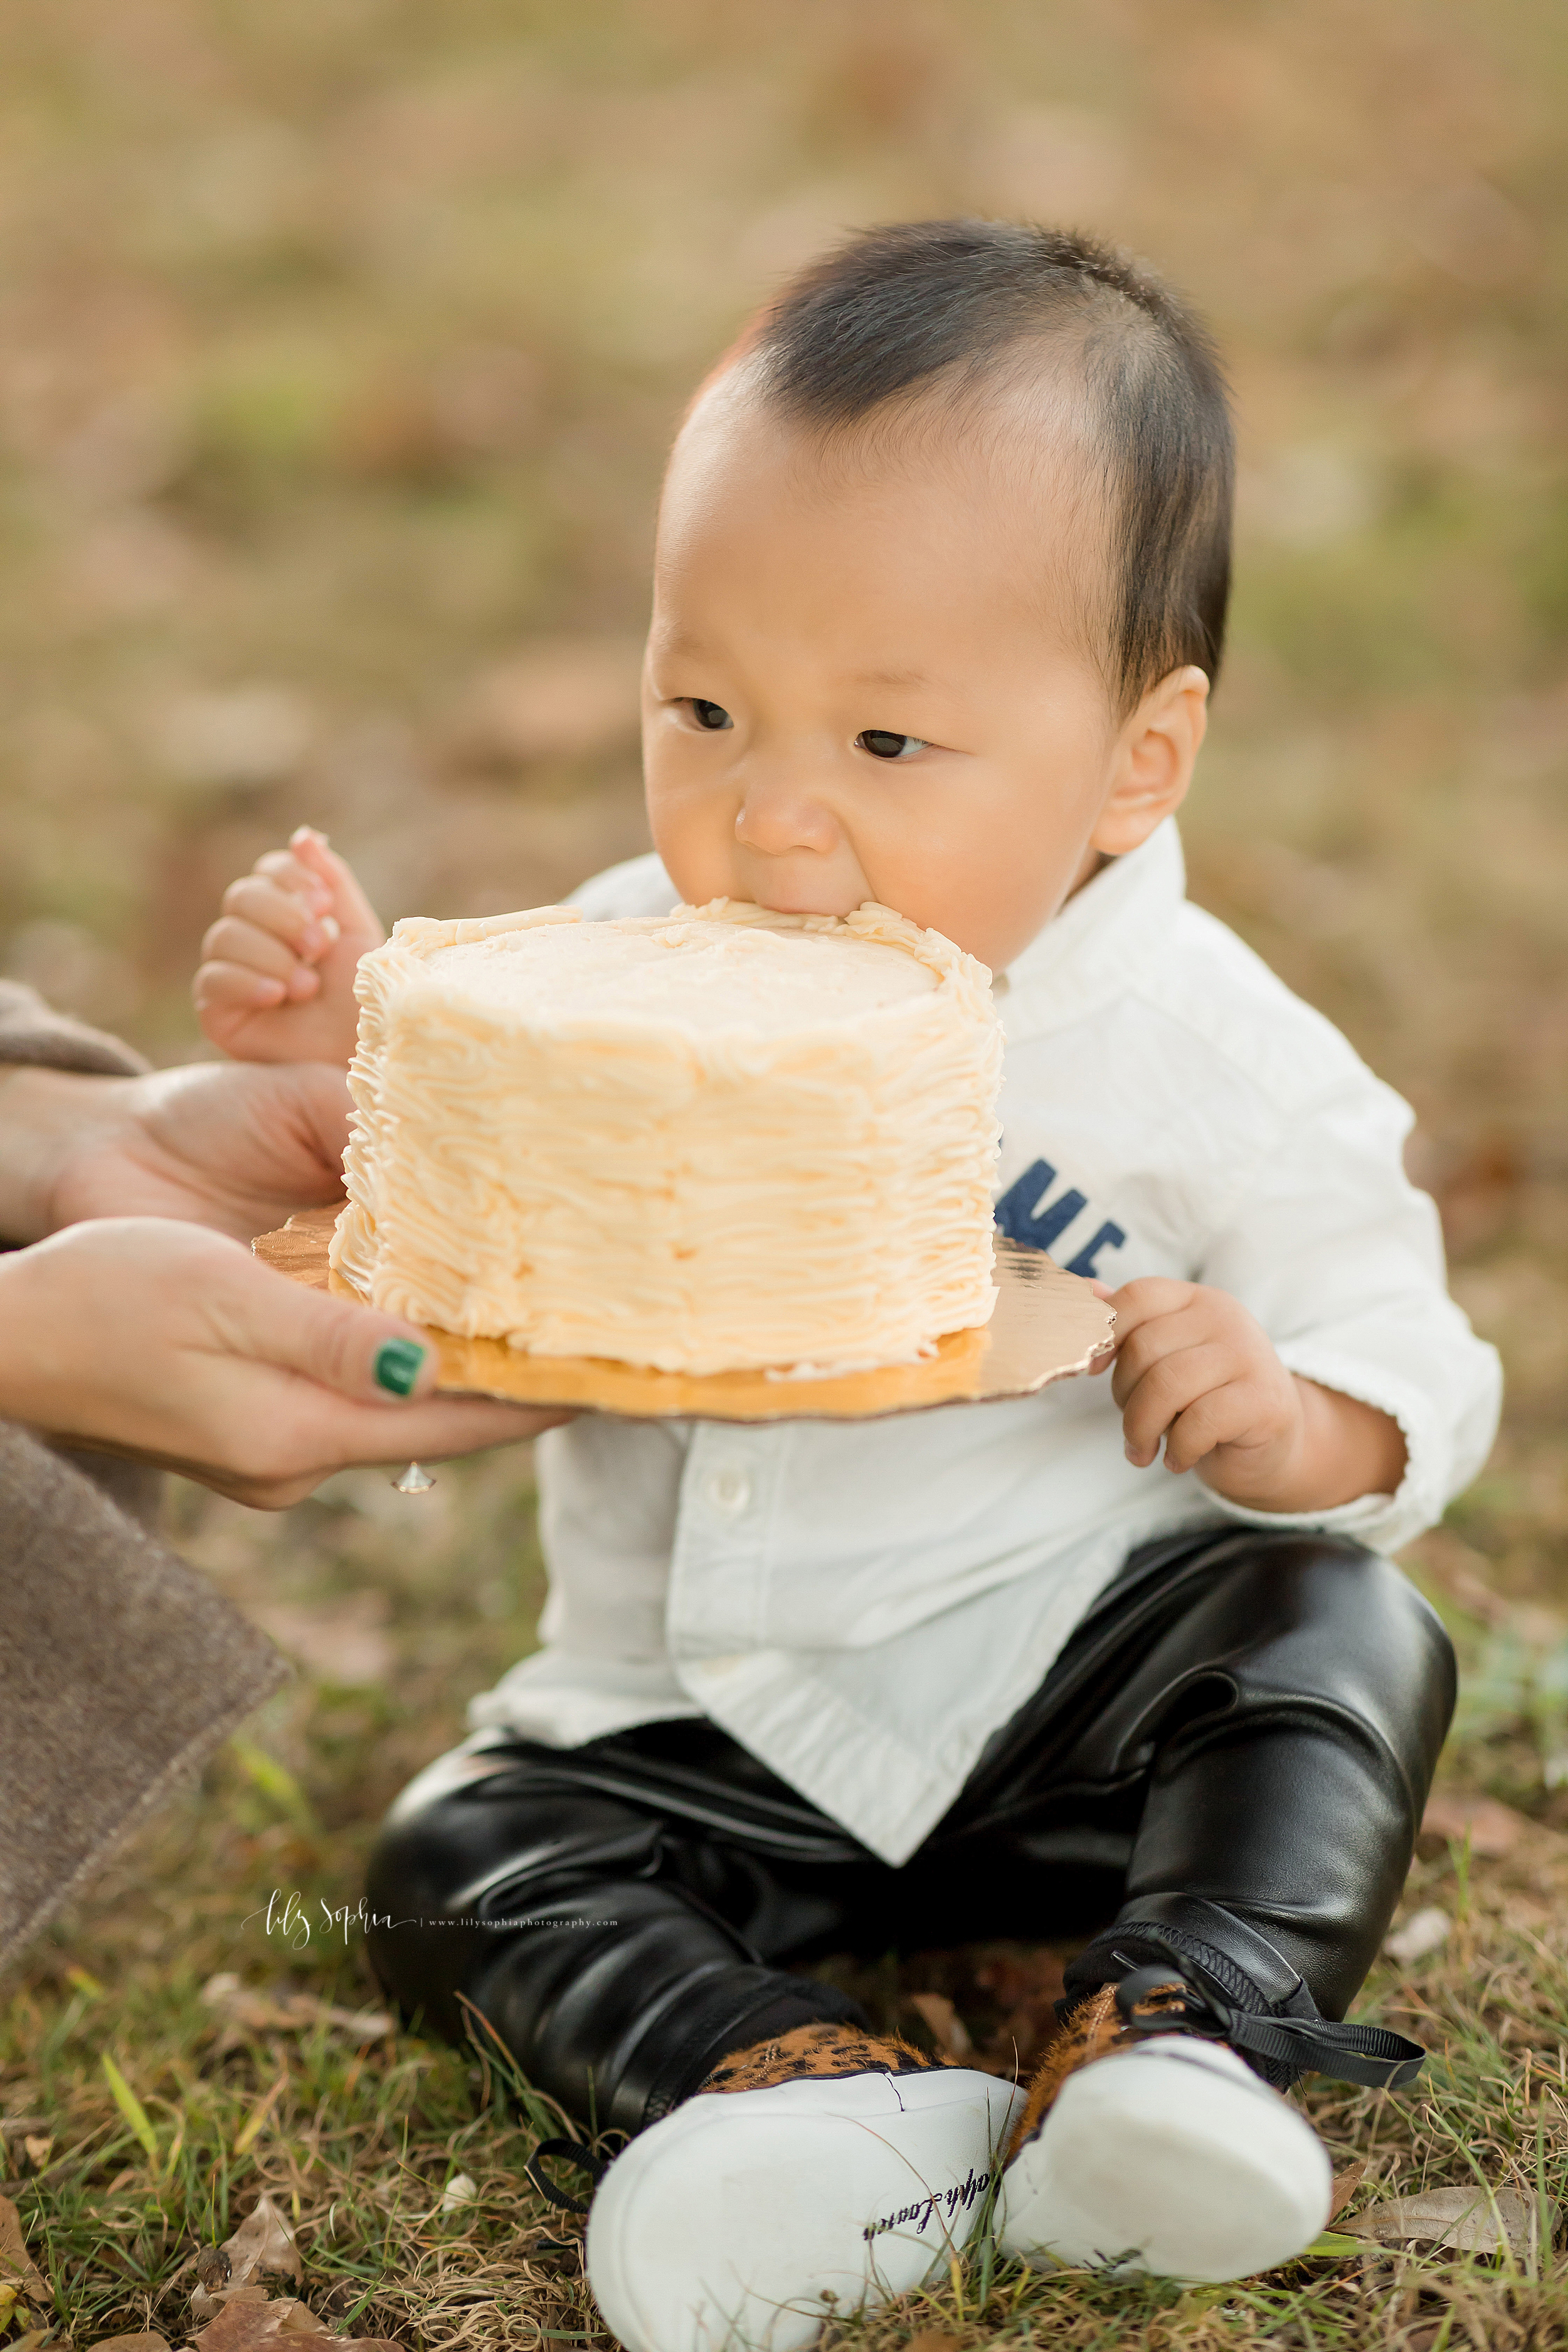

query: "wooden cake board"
left=255, top=1204, right=1116, bottom=1422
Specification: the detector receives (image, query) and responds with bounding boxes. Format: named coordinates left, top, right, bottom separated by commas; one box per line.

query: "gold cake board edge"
left=254, top=1203, right=1116, bottom=1422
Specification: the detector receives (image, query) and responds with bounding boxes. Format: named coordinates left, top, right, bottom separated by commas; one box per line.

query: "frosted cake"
left=330, top=898, right=1002, bottom=1375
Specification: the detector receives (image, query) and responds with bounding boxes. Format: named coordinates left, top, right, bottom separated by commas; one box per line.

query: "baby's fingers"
left=286, top=827, right=386, bottom=951
left=1162, top=1383, right=1263, bottom=1474
left=198, top=918, right=322, bottom=1002
left=193, top=952, right=285, bottom=1013
left=222, top=872, right=341, bottom=965
left=253, top=845, right=333, bottom=908
left=1119, top=1338, right=1234, bottom=1468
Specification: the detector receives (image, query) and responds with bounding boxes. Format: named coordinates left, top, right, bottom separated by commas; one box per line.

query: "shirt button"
left=702, top=1464, right=753, bottom=1518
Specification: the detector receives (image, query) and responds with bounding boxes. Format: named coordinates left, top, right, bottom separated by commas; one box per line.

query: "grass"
left=2, top=0, right=1567, bottom=2344
left=8, top=1472, right=1568, bottom=2351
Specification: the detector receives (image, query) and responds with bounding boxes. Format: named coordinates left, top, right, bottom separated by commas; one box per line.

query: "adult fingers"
left=202, top=1261, right=566, bottom=1501
left=101, top=1392, right=566, bottom=1509
left=208, top=1253, right=553, bottom=1428
left=263, top=1392, right=568, bottom=1496
left=208, top=1253, right=443, bottom=1403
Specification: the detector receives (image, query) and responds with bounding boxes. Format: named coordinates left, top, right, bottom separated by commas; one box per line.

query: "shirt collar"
left=996, top=817, right=1187, bottom=1043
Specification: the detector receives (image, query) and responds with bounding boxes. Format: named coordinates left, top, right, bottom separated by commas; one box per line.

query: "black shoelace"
left=524, top=2137, right=608, bottom=2213
left=1113, top=1949, right=1426, bottom=2092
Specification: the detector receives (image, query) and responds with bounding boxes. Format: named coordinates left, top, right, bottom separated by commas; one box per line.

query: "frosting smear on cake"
left=331, top=898, right=1002, bottom=1375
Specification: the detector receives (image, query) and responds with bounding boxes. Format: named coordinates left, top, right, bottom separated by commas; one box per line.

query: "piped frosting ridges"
left=330, top=897, right=1002, bottom=1374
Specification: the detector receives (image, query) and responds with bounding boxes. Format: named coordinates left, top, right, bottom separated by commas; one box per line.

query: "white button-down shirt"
left=470, top=822, right=1502, bottom=1864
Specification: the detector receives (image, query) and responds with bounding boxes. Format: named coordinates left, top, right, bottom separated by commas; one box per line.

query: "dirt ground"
left=3, top=3, right=1567, bottom=2346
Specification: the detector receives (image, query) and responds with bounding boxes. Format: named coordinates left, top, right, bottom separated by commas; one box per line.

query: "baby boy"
left=196, top=223, right=1500, bottom=2348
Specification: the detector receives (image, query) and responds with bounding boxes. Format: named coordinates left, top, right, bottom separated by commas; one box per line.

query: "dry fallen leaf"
left=970, top=1946, right=1067, bottom=2074
left=1385, top=1906, right=1451, bottom=1965
left=907, top=1992, right=973, bottom=2060
left=21, top=2139, right=51, bottom=2173
left=1342, top=2184, right=1554, bottom=2259
left=93, top=2333, right=171, bottom=2352
left=1328, top=2160, right=1367, bottom=2221
left=193, top=2297, right=330, bottom=2352
left=0, top=2193, right=48, bottom=2298
left=228, top=2191, right=304, bottom=2287
left=191, top=2193, right=304, bottom=2319
left=1421, top=1791, right=1527, bottom=1857
left=193, top=2301, right=400, bottom=2352
left=199, top=1976, right=392, bottom=2052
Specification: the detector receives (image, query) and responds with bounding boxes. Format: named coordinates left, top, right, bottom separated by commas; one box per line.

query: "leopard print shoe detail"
left=697, top=2018, right=943, bottom=2095
left=1005, top=1975, right=1191, bottom=2161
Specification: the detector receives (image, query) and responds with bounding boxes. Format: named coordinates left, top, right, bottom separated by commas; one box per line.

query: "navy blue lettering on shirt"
left=993, top=1158, right=1126, bottom=1279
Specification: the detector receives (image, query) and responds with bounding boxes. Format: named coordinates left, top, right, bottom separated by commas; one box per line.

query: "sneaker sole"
left=999, top=2035, right=1332, bottom=2282
left=588, top=2068, right=1025, bottom=2352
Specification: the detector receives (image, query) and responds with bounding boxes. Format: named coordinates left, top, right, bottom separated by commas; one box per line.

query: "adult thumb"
left=233, top=1253, right=438, bottom=1404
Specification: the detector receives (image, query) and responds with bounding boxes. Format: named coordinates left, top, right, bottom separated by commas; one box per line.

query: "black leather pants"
left=364, top=1527, right=1454, bottom=2134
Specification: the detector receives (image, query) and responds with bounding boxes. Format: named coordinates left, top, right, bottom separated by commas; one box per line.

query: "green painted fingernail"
left=374, top=1338, right=426, bottom=1397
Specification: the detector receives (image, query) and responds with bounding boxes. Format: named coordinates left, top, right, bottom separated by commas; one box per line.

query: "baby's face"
left=641, top=377, right=1164, bottom=974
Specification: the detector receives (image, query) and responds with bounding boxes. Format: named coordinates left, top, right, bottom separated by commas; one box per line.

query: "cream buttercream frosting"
left=331, top=898, right=1002, bottom=1375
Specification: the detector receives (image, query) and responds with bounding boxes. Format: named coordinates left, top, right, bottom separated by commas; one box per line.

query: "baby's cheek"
left=645, top=767, right=730, bottom=893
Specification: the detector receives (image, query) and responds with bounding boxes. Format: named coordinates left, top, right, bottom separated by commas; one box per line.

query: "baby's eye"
left=686, top=699, right=734, bottom=731
left=856, top=729, right=928, bottom=761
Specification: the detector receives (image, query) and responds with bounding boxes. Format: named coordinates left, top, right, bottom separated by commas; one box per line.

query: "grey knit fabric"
left=0, top=976, right=151, bottom=1078
left=0, top=1423, right=288, bottom=1969
left=0, top=982, right=287, bottom=1971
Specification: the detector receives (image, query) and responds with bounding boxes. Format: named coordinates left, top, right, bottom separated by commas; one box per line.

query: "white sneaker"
left=587, top=2067, right=1025, bottom=2352
left=999, top=2034, right=1332, bottom=2282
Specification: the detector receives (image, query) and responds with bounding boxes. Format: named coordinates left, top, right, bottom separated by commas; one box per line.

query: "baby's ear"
left=1091, top=666, right=1208, bottom=856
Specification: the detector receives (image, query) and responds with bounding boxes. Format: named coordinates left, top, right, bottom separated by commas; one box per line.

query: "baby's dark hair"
left=747, top=220, right=1233, bottom=713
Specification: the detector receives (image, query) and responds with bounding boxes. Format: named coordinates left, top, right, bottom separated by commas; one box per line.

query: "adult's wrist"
left=0, top=1066, right=122, bottom=1244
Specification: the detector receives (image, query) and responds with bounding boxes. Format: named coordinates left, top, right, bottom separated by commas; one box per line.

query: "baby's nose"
left=733, top=766, right=839, bottom=857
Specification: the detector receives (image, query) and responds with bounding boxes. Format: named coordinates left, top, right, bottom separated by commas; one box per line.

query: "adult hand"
left=0, top=1059, right=352, bottom=1244
left=0, top=1219, right=565, bottom=1508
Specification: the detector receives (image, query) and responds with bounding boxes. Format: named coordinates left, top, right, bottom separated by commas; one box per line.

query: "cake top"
left=379, top=900, right=984, bottom=1039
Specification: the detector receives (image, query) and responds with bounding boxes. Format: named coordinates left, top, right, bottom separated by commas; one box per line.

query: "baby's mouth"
left=746, top=872, right=870, bottom=922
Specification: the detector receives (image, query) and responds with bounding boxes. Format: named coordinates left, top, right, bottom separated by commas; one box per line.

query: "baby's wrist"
left=1199, top=1375, right=1404, bottom=1515
left=1195, top=1411, right=1312, bottom=1512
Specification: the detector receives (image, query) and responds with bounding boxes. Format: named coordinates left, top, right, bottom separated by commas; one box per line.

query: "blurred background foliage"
left=1, top=0, right=1565, bottom=1724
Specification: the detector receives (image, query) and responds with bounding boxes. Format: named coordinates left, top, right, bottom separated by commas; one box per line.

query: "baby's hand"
left=194, top=829, right=386, bottom=1065
left=1096, top=1276, right=1406, bottom=1513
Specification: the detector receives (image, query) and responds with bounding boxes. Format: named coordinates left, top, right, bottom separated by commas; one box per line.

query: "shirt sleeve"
left=1194, top=1069, right=1502, bottom=1553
